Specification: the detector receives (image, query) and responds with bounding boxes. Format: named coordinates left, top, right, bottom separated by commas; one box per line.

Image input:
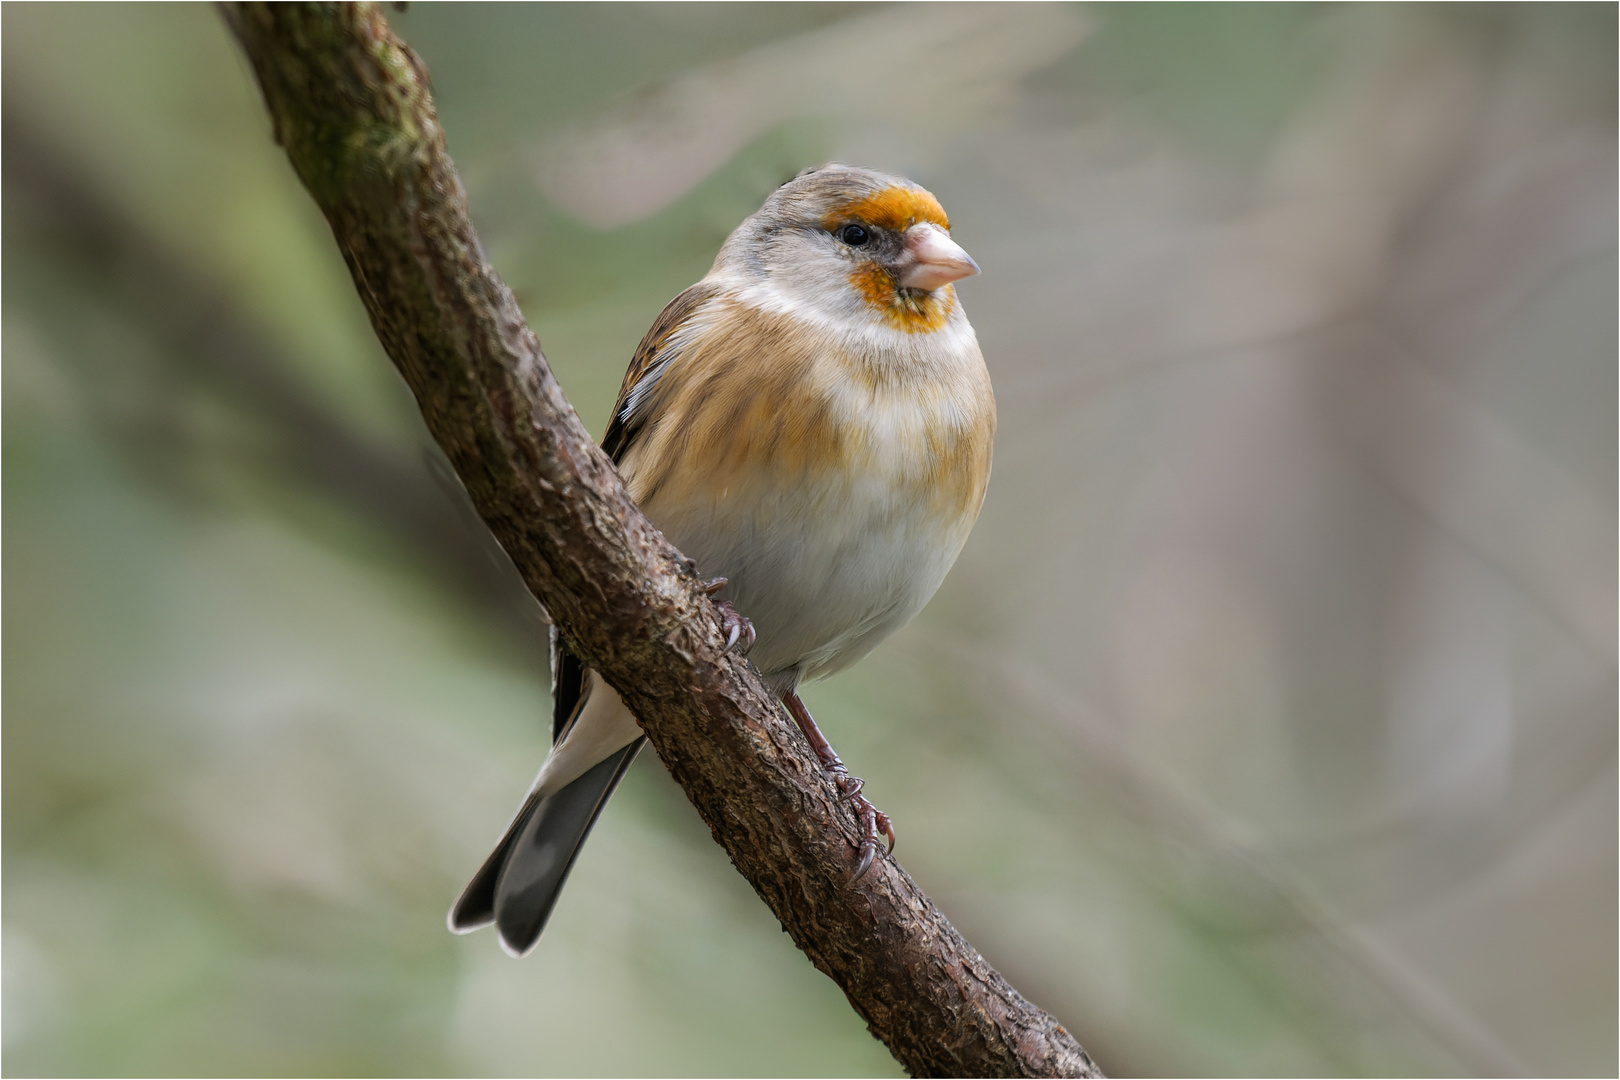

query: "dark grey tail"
left=448, top=739, right=644, bottom=956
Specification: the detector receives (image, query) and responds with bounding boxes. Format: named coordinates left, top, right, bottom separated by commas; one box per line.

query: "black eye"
left=837, top=223, right=870, bottom=247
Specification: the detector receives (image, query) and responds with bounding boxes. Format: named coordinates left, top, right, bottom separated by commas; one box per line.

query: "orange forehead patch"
left=825, top=185, right=949, bottom=233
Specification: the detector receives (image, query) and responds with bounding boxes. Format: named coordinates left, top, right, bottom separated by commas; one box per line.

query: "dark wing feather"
left=550, top=626, right=588, bottom=744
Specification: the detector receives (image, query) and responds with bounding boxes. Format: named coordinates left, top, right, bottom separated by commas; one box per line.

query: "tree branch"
left=221, top=5, right=1101, bottom=1076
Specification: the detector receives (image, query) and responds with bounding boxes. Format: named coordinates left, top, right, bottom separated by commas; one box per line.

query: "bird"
left=449, top=164, right=995, bottom=957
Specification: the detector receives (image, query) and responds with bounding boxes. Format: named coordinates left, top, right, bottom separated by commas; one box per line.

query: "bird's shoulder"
left=602, top=280, right=727, bottom=463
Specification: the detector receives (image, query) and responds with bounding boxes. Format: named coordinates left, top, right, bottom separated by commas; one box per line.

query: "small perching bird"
left=450, top=164, right=994, bottom=957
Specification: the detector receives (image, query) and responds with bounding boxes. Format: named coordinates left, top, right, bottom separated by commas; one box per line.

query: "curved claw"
left=854, top=843, right=877, bottom=881
left=847, top=792, right=894, bottom=882
left=835, top=775, right=865, bottom=801
left=712, top=599, right=756, bottom=656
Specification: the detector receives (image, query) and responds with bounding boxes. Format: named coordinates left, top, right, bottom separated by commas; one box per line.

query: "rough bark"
left=221, top=5, right=1101, bottom=1076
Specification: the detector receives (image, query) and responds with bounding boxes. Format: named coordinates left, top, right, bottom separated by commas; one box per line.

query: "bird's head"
left=716, top=164, right=980, bottom=335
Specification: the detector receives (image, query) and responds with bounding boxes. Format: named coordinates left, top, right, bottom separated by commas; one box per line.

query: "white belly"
left=631, top=382, right=986, bottom=688
left=666, top=470, right=974, bottom=688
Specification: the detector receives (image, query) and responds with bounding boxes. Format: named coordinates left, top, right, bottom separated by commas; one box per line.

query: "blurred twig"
left=933, top=637, right=1535, bottom=1078
left=218, top=4, right=1101, bottom=1075
left=2, top=109, right=546, bottom=643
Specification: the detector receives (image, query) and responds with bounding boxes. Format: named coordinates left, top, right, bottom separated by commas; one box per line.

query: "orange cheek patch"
left=849, top=264, right=955, bottom=334
left=825, top=185, right=949, bottom=233
left=850, top=263, right=897, bottom=308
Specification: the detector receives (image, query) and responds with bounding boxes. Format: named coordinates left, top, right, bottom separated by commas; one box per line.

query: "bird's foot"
left=715, top=601, right=756, bottom=654
left=830, top=767, right=895, bottom=879
left=783, top=691, right=896, bottom=880
left=699, top=579, right=756, bottom=654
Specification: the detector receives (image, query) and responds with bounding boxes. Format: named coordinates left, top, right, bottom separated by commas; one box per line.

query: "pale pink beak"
left=896, top=223, right=980, bottom=292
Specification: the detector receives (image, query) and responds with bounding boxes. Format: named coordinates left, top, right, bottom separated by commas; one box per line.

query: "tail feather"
left=449, top=738, right=645, bottom=955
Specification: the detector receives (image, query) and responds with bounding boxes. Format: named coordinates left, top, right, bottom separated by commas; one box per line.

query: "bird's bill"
left=896, top=223, right=980, bottom=291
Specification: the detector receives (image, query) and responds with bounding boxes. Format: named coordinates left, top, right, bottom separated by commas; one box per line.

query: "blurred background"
left=4, top=3, right=1614, bottom=1075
